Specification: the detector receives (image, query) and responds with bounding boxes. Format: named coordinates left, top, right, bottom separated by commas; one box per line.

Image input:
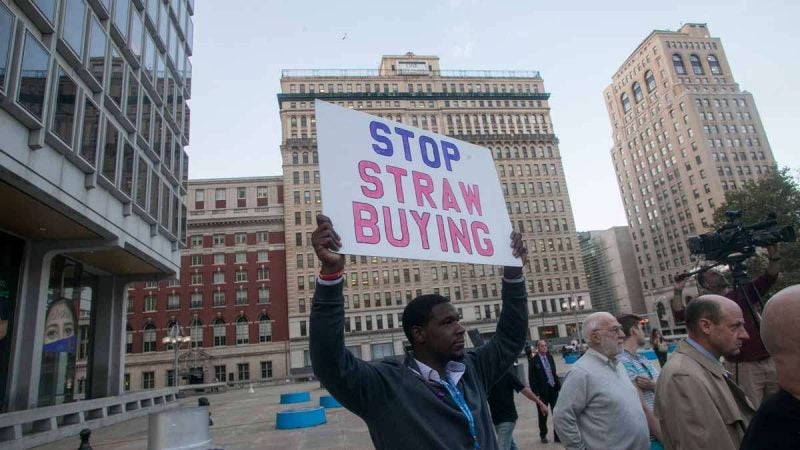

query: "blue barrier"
left=641, top=350, right=658, bottom=360
left=563, top=354, right=579, bottom=364
left=280, top=391, right=311, bottom=404
left=276, top=407, right=327, bottom=429
left=320, top=395, right=342, bottom=408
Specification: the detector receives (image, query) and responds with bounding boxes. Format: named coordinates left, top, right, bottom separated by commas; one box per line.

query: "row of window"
left=185, top=270, right=270, bottom=285
left=130, top=287, right=271, bottom=312
left=189, top=251, right=269, bottom=266
left=287, top=98, right=545, bottom=111
left=287, top=81, right=540, bottom=95
left=502, top=181, right=564, bottom=197
left=128, top=316, right=272, bottom=352
left=189, top=231, right=269, bottom=247
left=193, top=185, right=271, bottom=207
left=133, top=361, right=270, bottom=391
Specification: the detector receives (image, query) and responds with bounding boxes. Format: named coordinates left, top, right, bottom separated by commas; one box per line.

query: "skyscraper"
left=279, top=53, right=590, bottom=373
left=604, top=23, right=777, bottom=333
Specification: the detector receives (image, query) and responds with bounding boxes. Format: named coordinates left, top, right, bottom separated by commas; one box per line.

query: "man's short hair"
left=402, top=294, right=450, bottom=345
left=685, top=296, right=722, bottom=332
left=617, top=314, right=642, bottom=338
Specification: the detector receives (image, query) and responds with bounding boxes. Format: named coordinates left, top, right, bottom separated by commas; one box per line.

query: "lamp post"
left=162, top=326, right=191, bottom=387
left=561, top=296, right=585, bottom=344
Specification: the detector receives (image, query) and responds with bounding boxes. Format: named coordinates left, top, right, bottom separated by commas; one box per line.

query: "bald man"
left=553, top=312, right=649, bottom=450
left=741, top=285, right=800, bottom=450
left=655, top=295, right=756, bottom=450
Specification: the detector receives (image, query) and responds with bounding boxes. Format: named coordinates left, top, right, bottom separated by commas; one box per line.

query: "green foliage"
left=710, top=167, right=800, bottom=295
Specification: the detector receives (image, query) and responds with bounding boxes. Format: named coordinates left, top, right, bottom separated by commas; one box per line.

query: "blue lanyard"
left=440, top=378, right=480, bottom=449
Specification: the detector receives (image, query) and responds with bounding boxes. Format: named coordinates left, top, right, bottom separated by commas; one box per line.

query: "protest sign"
left=315, top=100, right=520, bottom=266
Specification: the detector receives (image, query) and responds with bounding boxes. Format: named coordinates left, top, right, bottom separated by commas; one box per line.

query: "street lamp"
left=162, top=326, right=191, bottom=387
left=561, top=297, right=585, bottom=344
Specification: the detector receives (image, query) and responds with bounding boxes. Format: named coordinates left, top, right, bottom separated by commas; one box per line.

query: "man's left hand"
left=503, top=231, right=527, bottom=279
left=635, top=376, right=656, bottom=391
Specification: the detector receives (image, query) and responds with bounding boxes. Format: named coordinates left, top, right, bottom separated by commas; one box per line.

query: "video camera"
left=687, top=211, right=796, bottom=263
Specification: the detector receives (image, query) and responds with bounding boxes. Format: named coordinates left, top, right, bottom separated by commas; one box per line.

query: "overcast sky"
left=188, top=0, right=799, bottom=231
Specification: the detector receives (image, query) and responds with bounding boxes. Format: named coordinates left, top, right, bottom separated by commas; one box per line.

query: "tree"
left=710, top=167, right=800, bottom=295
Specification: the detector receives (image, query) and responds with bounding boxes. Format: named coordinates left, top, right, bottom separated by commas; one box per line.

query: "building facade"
left=279, top=54, right=592, bottom=370
left=0, top=0, right=193, bottom=431
left=580, top=227, right=645, bottom=316
left=122, top=177, right=289, bottom=391
left=604, top=23, right=777, bottom=334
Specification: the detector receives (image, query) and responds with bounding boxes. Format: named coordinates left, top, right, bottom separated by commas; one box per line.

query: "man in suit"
left=654, top=295, right=756, bottom=450
left=528, top=339, right=560, bottom=443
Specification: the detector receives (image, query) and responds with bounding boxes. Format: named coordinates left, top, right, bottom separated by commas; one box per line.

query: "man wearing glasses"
left=553, top=312, right=649, bottom=450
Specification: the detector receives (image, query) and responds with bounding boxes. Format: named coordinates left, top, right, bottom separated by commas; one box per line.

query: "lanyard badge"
left=439, top=379, right=480, bottom=449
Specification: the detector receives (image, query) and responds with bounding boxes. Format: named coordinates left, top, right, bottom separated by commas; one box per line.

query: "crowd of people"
left=308, top=215, right=798, bottom=450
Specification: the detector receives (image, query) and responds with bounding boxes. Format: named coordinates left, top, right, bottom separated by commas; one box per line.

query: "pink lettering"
left=447, top=217, right=473, bottom=254
left=440, top=178, right=461, bottom=213
left=352, top=202, right=380, bottom=244
left=383, top=207, right=410, bottom=247
left=471, top=221, right=493, bottom=256
left=459, top=182, right=483, bottom=216
left=410, top=211, right=431, bottom=249
left=358, top=160, right=384, bottom=199
left=412, top=171, right=437, bottom=208
left=385, top=165, right=408, bottom=203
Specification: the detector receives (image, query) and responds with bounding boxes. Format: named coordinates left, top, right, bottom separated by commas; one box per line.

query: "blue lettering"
left=370, top=121, right=393, bottom=156
left=394, top=126, right=415, bottom=162
left=418, top=135, right=441, bottom=169
left=441, top=140, right=460, bottom=172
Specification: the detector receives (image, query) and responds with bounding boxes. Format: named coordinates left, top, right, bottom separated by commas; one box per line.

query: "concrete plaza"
left=35, top=377, right=566, bottom=450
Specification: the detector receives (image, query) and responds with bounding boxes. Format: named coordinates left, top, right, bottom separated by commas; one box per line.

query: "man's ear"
left=699, top=317, right=713, bottom=336
left=411, top=325, right=425, bottom=346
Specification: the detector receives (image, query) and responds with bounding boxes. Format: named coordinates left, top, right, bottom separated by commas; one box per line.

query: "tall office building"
left=604, top=23, right=777, bottom=333
left=0, top=0, right=194, bottom=446
left=579, top=227, right=645, bottom=316
left=122, top=177, right=288, bottom=391
left=279, top=53, right=590, bottom=373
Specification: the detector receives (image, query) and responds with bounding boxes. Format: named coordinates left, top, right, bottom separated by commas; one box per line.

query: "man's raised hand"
left=312, top=214, right=345, bottom=274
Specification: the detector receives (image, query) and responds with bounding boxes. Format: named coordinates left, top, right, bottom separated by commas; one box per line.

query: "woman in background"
left=650, top=329, right=668, bottom=368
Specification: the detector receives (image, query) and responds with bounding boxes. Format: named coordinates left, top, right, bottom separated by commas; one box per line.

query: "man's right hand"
left=673, top=273, right=688, bottom=290
left=312, top=214, right=345, bottom=274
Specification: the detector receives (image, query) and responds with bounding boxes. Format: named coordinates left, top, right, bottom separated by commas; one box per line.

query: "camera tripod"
left=718, top=253, right=765, bottom=332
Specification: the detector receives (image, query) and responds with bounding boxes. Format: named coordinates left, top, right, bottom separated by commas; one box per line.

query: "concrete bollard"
left=148, top=407, right=213, bottom=450
left=198, top=397, right=213, bottom=426
left=77, top=428, right=92, bottom=450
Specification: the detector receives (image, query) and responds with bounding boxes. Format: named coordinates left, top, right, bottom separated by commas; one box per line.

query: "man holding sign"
left=310, top=214, right=529, bottom=450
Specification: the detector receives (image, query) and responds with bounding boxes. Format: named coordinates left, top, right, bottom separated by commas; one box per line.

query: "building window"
left=126, top=327, right=133, bottom=353
left=645, top=70, right=656, bottom=92
left=214, top=365, right=226, bottom=384
left=213, top=320, right=226, bottom=346
left=213, top=234, right=225, bottom=246
left=213, top=271, right=224, bottom=284
left=237, top=363, right=250, bottom=381
left=256, top=231, right=268, bottom=242
left=191, top=292, right=203, bottom=308
left=708, top=54, right=722, bottom=75
left=144, top=295, right=156, bottom=312
left=257, top=250, right=268, bottom=262
left=235, top=233, right=246, bottom=244
left=234, top=252, right=246, bottom=264
left=167, top=294, right=180, bottom=310
left=258, top=287, right=270, bottom=304
left=261, top=361, right=273, bottom=379
left=213, top=290, right=225, bottom=307
left=690, top=54, right=704, bottom=75
left=235, top=289, right=248, bottom=305
left=672, top=54, right=686, bottom=75
left=236, top=317, right=249, bottom=344
left=632, top=82, right=643, bottom=103
left=621, top=93, right=631, bottom=113
left=257, top=268, right=269, bottom=280
left=371, top=342, right=394, bottom=360
left=256, top=186, right=268, bottom=206
left=259, top=315, right=272, bottom=342
left=142, top=371, right=155, bottom=390
left=190, top=254, right=203, bottom=266
left=190, top=319, right=203, bottom=348
left=143, top=324, right=156, bottom=352
left=235, top=270, right=247, bottom=282
left=300, top=320, right=307, bottom=337
left=17, top=31, right=51, bottom=120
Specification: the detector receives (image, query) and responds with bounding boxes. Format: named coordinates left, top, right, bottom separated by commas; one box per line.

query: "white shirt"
left=413, top=358, right=466, bottom=386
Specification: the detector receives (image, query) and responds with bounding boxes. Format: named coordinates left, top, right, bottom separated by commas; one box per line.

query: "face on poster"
left=315, top=100, right=520, bottom=267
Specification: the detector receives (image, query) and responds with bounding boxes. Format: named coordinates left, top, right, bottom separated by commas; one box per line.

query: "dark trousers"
left=538, top=385, right=559, bottom=442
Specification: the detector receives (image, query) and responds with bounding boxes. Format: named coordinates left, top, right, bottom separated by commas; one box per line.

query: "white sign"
left=397, top=61, right=430, bottom=75
left=315, top=100, right=520, bottom=267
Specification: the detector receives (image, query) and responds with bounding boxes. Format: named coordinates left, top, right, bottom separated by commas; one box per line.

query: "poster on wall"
left=315, top=100, right=520, bottom=266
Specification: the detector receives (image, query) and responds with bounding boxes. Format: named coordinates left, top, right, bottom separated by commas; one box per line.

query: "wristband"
left=319, top=270, right=343, bottom=281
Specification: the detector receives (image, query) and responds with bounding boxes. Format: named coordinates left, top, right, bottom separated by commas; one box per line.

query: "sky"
left=188, top=0, right=800, bottom=231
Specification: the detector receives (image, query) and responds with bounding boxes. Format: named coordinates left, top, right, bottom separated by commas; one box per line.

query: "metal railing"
left=281, top=69, right=541, bottom=79
left=0, top=388, right=179, bottom=450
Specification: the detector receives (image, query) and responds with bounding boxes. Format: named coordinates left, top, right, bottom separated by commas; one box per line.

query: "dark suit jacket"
left=528, top=352, right=560, bottom=396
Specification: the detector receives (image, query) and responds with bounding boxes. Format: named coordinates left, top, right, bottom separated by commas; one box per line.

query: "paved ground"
left=36, top=369, right=567, bottom=450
